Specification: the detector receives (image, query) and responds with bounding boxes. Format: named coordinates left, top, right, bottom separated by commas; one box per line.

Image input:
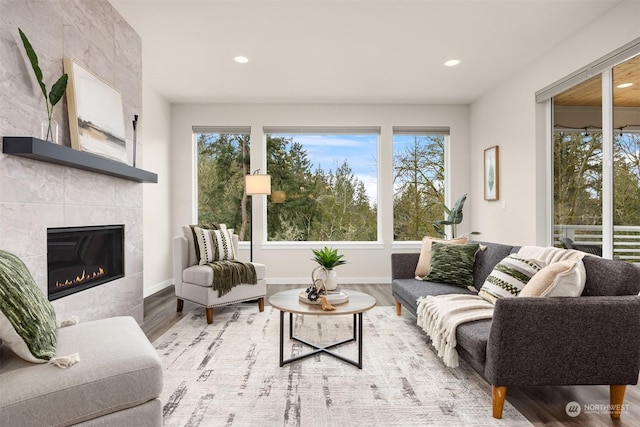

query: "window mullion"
left=602, top=69, right=614, bottom=259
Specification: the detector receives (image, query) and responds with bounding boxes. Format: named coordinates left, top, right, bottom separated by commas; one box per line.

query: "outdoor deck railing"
left=554, top=224, right=640, bottom=263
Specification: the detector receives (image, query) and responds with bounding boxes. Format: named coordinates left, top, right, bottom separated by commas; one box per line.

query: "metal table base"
left=278, top=311, right=364, bottom=369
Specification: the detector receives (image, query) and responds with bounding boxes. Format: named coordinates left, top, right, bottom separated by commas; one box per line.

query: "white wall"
left=469, top=0, right=640, bottom=245
left=170, top=104, right=470, bottom=283
left=142, top=88, right=172, bottom=296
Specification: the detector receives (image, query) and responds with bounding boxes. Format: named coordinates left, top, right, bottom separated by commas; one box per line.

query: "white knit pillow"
left=518, top=260, right=586, bottom=297
left=194, top=227, right=237, bottom=264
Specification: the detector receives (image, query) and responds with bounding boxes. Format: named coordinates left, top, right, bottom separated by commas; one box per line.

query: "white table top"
left=269, top=288, right=376, bottom=316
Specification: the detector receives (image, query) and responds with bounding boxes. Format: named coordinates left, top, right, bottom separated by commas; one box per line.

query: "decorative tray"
left=299, top=290, right=349, bottom=305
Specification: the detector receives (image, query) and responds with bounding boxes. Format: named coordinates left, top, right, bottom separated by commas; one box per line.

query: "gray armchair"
left=173, top=226, right=266, bottom=324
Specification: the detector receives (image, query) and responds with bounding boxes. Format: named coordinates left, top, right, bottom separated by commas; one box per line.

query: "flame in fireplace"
left=55, top=267, right=106, bottom=288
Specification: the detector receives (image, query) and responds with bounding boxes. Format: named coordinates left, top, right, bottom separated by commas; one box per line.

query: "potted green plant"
left=311, top=247, right=346, bottom=291
left=432, top=193, right=480, bottom=239
left=18, top=28, right=68, bottom=144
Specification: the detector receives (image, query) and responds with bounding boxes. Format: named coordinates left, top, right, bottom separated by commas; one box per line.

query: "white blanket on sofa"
left=416, top=294, right=494, bottom=368
left=517, top=245, right=585, bottom=264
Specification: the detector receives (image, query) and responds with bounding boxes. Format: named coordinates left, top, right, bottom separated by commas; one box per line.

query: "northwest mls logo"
left=565, top=401, right=582, bottom=417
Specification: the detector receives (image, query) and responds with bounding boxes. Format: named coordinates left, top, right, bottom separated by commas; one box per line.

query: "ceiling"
left=554, top=54, right=640, bottom=107
left=109, top=0, right=624, bottom=105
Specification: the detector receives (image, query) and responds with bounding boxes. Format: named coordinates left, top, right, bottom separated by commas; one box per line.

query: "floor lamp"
left=245, top=170, right=271, bottom=262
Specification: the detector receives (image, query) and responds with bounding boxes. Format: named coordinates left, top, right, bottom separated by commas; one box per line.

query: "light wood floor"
left=143, top=284, right=639, bottom=426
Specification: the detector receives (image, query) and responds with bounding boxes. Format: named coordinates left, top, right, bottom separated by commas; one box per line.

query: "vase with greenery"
left=18, top=28, right=68, bottom=144
left=311, top=247, right=346, bottom=291
left=431, top=193, right=480, bottom=239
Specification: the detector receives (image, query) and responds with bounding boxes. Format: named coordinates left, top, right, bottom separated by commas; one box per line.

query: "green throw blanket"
left=207, top=260, right=257, bottom=297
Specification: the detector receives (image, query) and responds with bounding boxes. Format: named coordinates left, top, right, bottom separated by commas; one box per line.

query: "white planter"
left=325, top=269, right=338, bottom=291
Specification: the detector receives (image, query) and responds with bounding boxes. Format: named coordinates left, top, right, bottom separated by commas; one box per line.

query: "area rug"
left=153, top=305, right=531, bottom=426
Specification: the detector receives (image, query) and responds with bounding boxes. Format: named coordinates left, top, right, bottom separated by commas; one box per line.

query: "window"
left=392, top=128, right=448, bottom=241
left=193, top=127, right=251, bottom=240
left=264, top=128, right=379, bottom=241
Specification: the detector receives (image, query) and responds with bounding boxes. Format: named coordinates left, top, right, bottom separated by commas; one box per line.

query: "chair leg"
left=395, top=300, right=402, bottom=316
left=492, top=385, right=507, bottom=419
left=610, top=385, right=626, bottom=419
left=205, top=307, right=213, bottom=324
left=258, top=297, right=265, bottom=312
left=176, top=298, right=184, bottom=313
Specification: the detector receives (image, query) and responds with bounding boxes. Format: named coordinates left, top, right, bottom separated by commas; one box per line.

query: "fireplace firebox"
left=47, top=225, right=124, bottom=301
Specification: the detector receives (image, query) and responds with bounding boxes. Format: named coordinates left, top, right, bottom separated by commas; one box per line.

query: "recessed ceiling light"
left=444, top=59, right=460, bottom=67
left=234, top=56, right=249, bottom=64
left=616, top=82, right=633, bottom=88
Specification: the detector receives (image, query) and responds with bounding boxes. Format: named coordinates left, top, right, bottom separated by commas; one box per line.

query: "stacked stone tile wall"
left=0, top=0, right=144, bottom=322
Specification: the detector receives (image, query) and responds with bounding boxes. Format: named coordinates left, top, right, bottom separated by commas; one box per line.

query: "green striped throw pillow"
left=0, top=249, right=57, bottom=363
left=423, top=242, right=480, bottom=290
left=479, top=254, right=545, bottom=303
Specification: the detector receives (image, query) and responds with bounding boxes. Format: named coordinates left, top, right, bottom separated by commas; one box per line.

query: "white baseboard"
left=266, top=277, right=391, bottom=285
left=144, top=279, right=173, bottom=298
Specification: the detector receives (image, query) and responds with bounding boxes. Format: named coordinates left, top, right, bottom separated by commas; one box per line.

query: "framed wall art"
left=484, top=145, right=499, bottom=201
left=64, top=58, right=127, bottom=163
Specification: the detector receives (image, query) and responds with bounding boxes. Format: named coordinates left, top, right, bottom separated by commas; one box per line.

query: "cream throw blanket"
left=517, top=245, right=585, bottom=264
left=416, top=294, right=494, bottom=368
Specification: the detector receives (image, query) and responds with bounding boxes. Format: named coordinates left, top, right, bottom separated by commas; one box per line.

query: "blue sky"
left=274, top=133, right=379, bottom=204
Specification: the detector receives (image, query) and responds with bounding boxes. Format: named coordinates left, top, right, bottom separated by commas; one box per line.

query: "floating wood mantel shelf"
left=2, top=137, right=158, bottom=183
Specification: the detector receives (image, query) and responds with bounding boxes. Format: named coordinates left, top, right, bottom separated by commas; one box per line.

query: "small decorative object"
left=311, top=246, right=346, bottom=291
left=432, top=194, right=480, bottom=239
left=484, top=145, right=499, bottom=200
left=64, top=57, right=127, bottom=163
left=300, top=266, right=348, bottom=310
left=18, top=28, right=68, bottom=144
left=132, top=114, right=138, bottom=167
left=304, top=266, right=334, bottom=310
left=305, top=266, right=328, bottom=300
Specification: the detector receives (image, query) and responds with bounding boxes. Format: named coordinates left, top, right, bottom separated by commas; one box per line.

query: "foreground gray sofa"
left=392, top=241, right=640, bottom=419
left=0, top=316, right=163, bottom=426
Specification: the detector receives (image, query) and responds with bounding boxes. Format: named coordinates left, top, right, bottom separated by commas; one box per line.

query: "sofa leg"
left=395, top=300, right=402, bottom=316
left=610, top=385, right=626, bottom=419
left=205, top=307, right=213, bottom=324
left=258, top=297, right=265, bottom=312
left=176, top=298, right=184, bottom=313
left=492, top=385, right=507, bottom=419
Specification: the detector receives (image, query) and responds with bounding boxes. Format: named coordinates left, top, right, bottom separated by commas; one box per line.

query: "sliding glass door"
left=551, top=52, right=640, bottom=262
left=553, top=75, right=603, bottom=252
left=612, top=54, right=640, bottom=261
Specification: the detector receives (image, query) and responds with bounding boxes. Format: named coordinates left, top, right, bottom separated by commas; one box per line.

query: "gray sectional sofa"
left=0, top=316, right=163, bottom=426
left=392, top=241, right=640, bottom=419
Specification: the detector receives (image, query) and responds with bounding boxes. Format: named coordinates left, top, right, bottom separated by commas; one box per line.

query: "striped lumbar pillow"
left=0, top=249, right=57, bottom=363
left=479, top=254, right=545, bottom=303
left=194, top=226, right=237, bottom=264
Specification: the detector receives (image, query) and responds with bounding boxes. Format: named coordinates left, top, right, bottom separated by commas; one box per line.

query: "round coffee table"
left=269, top=288, right=376, bottom=369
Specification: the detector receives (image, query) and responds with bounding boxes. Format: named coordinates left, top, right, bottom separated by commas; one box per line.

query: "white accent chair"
left=173, top=226, right=266, bottom=324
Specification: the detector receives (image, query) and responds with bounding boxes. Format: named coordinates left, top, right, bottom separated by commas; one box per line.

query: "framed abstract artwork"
left=63, top=58, right=127, bottom=163
left=484, top=145, right=499, bottom=201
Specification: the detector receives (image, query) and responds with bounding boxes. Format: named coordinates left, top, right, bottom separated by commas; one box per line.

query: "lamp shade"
left=245, top=174, right=272, bottom=195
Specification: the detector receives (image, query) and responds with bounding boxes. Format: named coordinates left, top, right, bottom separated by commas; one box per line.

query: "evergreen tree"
left=197, top=133, right=250, bottom=238
left=393, top=135, right=445, bottom=240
